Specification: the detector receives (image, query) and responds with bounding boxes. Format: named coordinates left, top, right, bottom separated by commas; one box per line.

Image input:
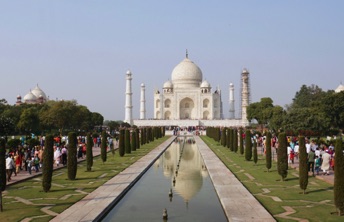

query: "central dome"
left=171, top=58, right=203, bottom=88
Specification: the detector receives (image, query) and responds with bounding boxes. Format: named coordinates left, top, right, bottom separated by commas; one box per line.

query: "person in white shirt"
left=6, top=154, right=15, bottom=182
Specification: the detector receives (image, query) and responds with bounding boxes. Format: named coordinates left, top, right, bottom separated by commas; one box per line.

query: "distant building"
left=335, top=83, right=344, bottom=93
left=16, top=84, right=48, bottom=105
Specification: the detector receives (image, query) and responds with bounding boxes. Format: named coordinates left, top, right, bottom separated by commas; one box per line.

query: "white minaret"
left=140, top=83, right=146, bottom=120
left=241, top=68, right=250, bottom=125
left=229, top=83, right=235, bottom=119
left=124, top=70, right=133, bottom=125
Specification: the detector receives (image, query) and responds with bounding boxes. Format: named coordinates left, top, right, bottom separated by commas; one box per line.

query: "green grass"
left=0, top=136, right=170, bottom=222
left=201, top=136, right=341, bottom=222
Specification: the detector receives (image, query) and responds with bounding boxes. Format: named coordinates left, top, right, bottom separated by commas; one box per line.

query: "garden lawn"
left=201, top=136, right=340, bottom=222
left=0, top=136, right=169, bottom=222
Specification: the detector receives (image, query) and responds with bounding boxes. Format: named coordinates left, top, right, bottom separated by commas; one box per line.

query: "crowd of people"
left=5, top=134, right=116, bottom=183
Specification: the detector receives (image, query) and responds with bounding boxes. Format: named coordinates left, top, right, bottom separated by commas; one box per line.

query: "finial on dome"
left=186, top=49, right=188, bottom=58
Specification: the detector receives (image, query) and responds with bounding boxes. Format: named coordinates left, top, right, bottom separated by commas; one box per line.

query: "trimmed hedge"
left=42, top=135, right=54, bottom=192
left=67, top=132, right=78, bottom=180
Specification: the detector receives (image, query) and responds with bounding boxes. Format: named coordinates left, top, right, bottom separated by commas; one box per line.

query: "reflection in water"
left=103, top=137, right=227, bottom=222
left=159, top=137, right=208, bottom=204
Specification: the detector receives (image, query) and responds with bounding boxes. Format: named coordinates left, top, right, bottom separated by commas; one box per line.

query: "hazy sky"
left=1, top=1, right=343, bottom=121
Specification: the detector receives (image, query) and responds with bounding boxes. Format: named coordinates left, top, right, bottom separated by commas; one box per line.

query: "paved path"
left=258, top=146, right=334, bottom=185
left=195, top=137, right=275, bottom=222
left=7, top=146, right=103, bottom=186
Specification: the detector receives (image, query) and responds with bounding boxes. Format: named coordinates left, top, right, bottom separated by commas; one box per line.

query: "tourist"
left=26, top=157, right=33, bottom=175
left=321, top=150, right=331, bottom=175
left=54, top=146, right=61, bottom=167
left=33, top=154, right=40, bottom=172
left=15, top=151, right=22, bottom=174
left=307, top=149, right=315, bottom=176
left=6, top=154, right=15, bottom=182
left=315, top=155, right=322, bottom=175
left=61, top=145, right=67, bottom=166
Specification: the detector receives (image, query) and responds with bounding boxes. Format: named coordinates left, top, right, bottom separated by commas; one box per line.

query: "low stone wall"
left=133, top=119, right=248, bottom=127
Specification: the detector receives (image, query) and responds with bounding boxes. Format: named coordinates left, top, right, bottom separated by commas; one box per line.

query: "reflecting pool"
left=102, top=137, right=227, bottom=222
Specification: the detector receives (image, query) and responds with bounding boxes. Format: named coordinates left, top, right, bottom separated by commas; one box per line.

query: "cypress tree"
left=239, top=128, right=244, bottom=155
left=234, top=129, right=238, bottom=153
left=253, top=140, right=258, bottom=164
left=119, top=129, right=125, bottom=157
left=220, top=128, right=226, bottom=147
left=277, top=132, right=288, bottom=181
left=67, top=132, right=78, bottom=180
left=226, top=128, right=230, bottom=149
left=334, top=137, right=344, bottom=216
left=229, top=128, right=233, bottom=151
left=266, top=132, right=272, bottom=172
left=42, top=135, right=54, bottom=192
left=140, top=128, right=144, bottom=146
left=136, top=128, right=140, bottom=149
left=131, top=131, right=137, bottom=151
left=101, top=131, right=107, bottom=163
left=231, top=129, right=235, bottom=152
left=245, top=130, right=252, bottom=161
left=125, top=129, right=131, bottom=154
left=217, top=128, right=221, bottom=142
left=0, top=139, right=6, bottom=212
left=299, top=136, right=308, bottom=194
left=86, top=133, right=93, bottom=171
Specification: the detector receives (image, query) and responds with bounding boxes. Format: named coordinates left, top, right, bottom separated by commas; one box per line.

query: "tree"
left=247, top=97, right=274, bottom=128
left=131, top=131, right=137, bottom=151
left=277, top=132, right=288, bottom=181
left=17, top=107, right=40, bottom=135
left=125, top=129, right=131, bottom=154
left=100, top=131, right=107, bottom=163
left=86, top=133, right=93, bottom=171
left=220, top=128, right=226, bottom=147
left=0, top=138, right=6, bottom=212
left=233, top=129, right=238, bottom=153
left=334, top=137, right=344, bottom=216
left=42, top=135, right=54, bottom=192
left=239, top=128, right=244, bottom=155
left=226, top=128, right=230, bottom=149
left=253, top=140, right=258, bottom=164
left=245, top=130, right=252, bottom=161
left=266, top=132, right=272, bottom=172
left=67, top=132, right=78, bottom=180
left=298, top=136, right=308, bottom=194
left=119, top=129, right=125, bottom=157
left=291, top=84, right=325, bottom=109
left=136, top=128, right=140, bottom=149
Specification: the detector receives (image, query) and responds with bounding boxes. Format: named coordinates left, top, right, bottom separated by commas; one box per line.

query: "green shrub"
left=6, top=139, right=21, bottom=149
left=136, top=128, right=140, bottom=149
left=119, top=129, right=125, bottom=157
left=67, top=132, right=77, bottom=180
left=298, top=136, right=308, bottom=194
left=239, top=128, right=244, bottom=155
left=125, top=129, right=131, bottom=154
left=253, top=140, right=258, bottom=164
left=131, top=131, right=137, bottom=151
left=266, top=132, right=272, bottom=172
left=277, top=132, right=288, bottom=181
left=86, top=133, right=93, bottom=171
left=245, top=130, right=252, bottom=161
left=0, top=138, right=6, bottom=192
left=334, top=137, right=344, bottom=215
left=100, top=131, right=107, bottom=163
left=42, top=135, right=54, bottom=192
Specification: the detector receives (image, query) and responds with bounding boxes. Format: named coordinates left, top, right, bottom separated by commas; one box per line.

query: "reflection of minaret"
left=241, top=68, right=250, bottom=125
left=124, top=70, right=133, bottom=125
left=140, top=83, right=146, bottom=120
left=229, top=83, right=235, bottom=119
left=217, top=86, right=224, bottom=119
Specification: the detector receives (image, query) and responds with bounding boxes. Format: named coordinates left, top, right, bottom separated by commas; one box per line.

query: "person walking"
left=308, top=149, right=315, bottom=176
left=321, top=150, right=331, bottom=175
left=6, top=154, right=15, bottom=182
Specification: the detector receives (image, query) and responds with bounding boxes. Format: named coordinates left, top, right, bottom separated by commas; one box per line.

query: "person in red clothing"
left=15, top=151, right=22, bottom=174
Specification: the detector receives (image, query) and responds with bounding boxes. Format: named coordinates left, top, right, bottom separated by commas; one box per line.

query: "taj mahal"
left=124, top=52, right=251, bottom=127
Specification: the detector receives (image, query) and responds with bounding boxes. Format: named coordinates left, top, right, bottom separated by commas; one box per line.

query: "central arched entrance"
left=179, top=97, right=195, bottom=119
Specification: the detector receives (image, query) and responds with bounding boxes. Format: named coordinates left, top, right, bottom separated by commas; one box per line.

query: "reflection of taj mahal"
left=125, top=52, right=251, bottom=127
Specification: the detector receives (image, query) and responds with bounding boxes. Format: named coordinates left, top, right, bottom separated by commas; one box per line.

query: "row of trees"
left=207, top=127, right=344, bottom=216
left=247, top=85, right=344, bottom=136
left=0, top=99, right=104, bottom=136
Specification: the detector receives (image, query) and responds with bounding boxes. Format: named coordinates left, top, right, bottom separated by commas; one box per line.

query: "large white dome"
left=171, top=57, right=203, bottom=88
left=31, top=85, right=47, bottom=100
left=23, top=91, right=37, bottom=103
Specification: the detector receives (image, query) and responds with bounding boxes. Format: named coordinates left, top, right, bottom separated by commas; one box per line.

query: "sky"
left=1, top=1, right=343, bottom=121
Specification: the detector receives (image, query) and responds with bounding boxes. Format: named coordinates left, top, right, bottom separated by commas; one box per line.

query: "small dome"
left=141, top=83, right=145, bottom=87
left=171, top=57, right=203, bottom=88
left=23, top=90, right=37, bottom=103
left=242, top=68, right=249, bottom=74
left=31, top=85, right=47, bottom=101
left=17, top=95, right=21, bottom=99
left=200, top=80, right=211, bottom=88
left=335, top=84, right=344, bottom=93
left=126, top=70, right=132, bottom=75
left=163, top=80, right=173, bottom=88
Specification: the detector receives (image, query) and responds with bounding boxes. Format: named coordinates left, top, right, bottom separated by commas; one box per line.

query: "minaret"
left=229, top=83, right=235, bottom=119
left=140, top=83, right=146, bottom=120
left=217, top=86, right=224, bottom=119
left=124, top=70, right=133, bottom=125
left=241, top=68, right=250, bottom=125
